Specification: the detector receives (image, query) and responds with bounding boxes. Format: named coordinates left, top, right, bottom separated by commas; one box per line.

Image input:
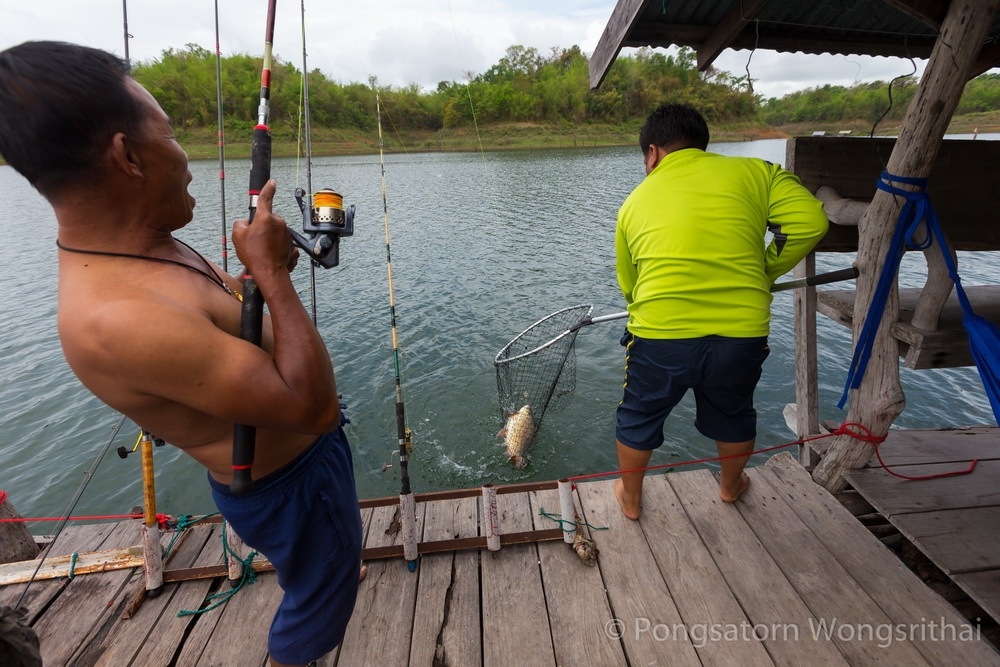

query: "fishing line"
left=296, top=0, right=319, bottom=323
left=213, top=0, right=230, bottom=273
left=445, top=0, right=486, bottom=158
left=13, top=414, right=127, bottom=610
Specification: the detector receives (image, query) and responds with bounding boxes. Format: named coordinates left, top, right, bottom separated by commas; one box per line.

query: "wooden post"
left=139, top=432, right=163, bottom=595
left=0, top=491, right=39, bottom=564
left=812, top=0, right=1000, bottom=492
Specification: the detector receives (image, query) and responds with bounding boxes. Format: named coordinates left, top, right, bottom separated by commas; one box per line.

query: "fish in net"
left=494, top=304, right=594, bottom=433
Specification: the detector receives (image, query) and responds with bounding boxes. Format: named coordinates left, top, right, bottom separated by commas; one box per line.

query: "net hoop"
left=494, top=304, right=594, bottom=368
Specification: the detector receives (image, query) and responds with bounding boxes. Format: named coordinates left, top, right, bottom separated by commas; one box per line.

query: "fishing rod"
left=213, top=0, right=229, bottom=273
left=375, top=91, right=417, bottom=571
left=230, top=0, right=278, bottom=496
left=231, top=0, right=355, bottom=495
left=14, top=414, right=127, bottom=608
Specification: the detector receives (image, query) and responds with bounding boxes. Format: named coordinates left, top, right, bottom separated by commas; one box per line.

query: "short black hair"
left=638, top=103, right=710, bottom=154
left=0, top=41, right=143, bottom=200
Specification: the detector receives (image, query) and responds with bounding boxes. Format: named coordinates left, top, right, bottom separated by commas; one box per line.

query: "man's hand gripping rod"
left=230, top=0, right=353, bottom=495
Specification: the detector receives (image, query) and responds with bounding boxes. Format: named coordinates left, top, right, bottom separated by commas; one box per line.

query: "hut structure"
left=591, top=0, right=1000, bottom=627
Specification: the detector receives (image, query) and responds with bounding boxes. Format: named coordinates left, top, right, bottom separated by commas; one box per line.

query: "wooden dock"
left=2, top=453, right=998, bottom=666
left=845, top=426, right=1000, bottom=630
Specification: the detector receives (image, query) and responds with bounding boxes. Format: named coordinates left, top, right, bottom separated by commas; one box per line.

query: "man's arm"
left=763, top=168, right=829, bottom=283
left=615, top=209, right=638, bottom=305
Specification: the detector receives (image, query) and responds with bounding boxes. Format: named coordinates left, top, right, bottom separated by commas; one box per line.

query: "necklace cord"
left=55, top=238, right=241, bottom=301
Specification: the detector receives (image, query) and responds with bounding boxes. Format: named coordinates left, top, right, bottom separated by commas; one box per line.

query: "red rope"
left=568, top=421, right=977, bottom=482
left=0, top=512, right=173, bottom=530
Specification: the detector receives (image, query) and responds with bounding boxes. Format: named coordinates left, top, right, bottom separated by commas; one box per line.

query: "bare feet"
left=720, top=472, right=751, bottom=503
left=614, top=478, right=641, bottom=520
left=359, top=563, right=368, bottom=582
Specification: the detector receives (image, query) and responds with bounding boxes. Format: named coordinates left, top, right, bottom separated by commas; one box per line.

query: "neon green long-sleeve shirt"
left=615, top=148, right=828, bottom=339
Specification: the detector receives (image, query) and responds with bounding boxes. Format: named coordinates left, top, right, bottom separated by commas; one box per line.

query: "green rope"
left=537, top=508, right=608, bottom=534
left=162, top=512, right=220, bottom=560
left=177, top=519, right=258, bottom=617
left=67, top=552, right=78, bottom=580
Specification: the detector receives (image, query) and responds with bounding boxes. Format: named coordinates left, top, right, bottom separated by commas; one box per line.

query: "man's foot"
left=614, top=478, right=641, bottom=520
left=359, top=563, right=368, bottom=582
left=720, top=472, right=750, bottom=503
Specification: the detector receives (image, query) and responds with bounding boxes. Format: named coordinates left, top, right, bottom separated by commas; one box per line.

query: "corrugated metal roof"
left=591, top=0, right=1000, bottom=88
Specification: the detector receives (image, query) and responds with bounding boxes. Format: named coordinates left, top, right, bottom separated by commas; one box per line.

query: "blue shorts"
left=209, top=428, right=362, bottom=664
left=616, top=334, right=770, bottom=450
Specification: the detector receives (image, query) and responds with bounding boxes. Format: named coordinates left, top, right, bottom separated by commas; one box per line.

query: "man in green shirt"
left=614, top=103, right=828, bottom=519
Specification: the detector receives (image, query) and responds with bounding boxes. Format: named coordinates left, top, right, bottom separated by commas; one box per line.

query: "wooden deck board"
left=480, top=491, right=555, bottom=666
left=740, top=464, right=930, bottom=665
left=846, top=430, right=1000, bottom=631
left=668, top=468, right=851, bottom=665
left=846, top=460, right=1000, bottom=516
left=529, top=487, right=630, bottom=667
left=337, top=503, right=426, bottom=667
left=408, top=495, right=481, bottom=667
left=4, top=451, right=999, bottom=665
left=34, top=521, right=141, bottom=666
left=639, top=475, right=774, bottom=667
left=762, top=457, right=1000, bottom=667
left=578, top=477, right=702, bottom=666
left=874, top=427, right=1000, bottom=465
left=86, top=522, right=215, bottom=666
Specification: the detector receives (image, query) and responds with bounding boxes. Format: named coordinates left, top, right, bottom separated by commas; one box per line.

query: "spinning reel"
left=288, top=187, right=355, bottom=269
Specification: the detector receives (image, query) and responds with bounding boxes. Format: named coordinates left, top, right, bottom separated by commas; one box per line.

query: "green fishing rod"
left=375, top=92, right=417, bottom=570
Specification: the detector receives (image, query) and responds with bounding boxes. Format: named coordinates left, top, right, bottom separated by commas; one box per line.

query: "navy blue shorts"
left=209, top=428, right=362, bottom=664
left=616, top=334, right=770, bottom=450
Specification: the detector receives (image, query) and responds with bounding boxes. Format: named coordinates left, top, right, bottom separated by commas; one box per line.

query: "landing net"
left=494, top=304, right=593, bottom=425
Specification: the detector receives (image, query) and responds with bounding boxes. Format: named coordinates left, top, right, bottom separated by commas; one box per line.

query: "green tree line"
left=132, top=44, right=1000, bottom=136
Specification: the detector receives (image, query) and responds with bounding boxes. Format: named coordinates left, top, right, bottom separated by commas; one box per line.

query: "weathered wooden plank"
left=846, top=460, right=1000, bottom=517
left=588, top=0, right=646, bottom=88
left=667, top=469, right=850, bottom=665
left=528, top=486, right=628, bottom=667
left=162, top=525, right=235, bottom=666
left=481, top=492, right=555, bottom=667
left=952, top=571, right=1000, bottom=626
left=338, top=502, right=425, bottom=667
left=790, top=137, right=1000, bottom=253
left=816, top=286, right=1000, bottom=369
left=192, top=562, right=281, bottom=666
left=0, top=522, right=117, bottom=618
left=409, top=496, right=481, bottom=667
left=736, top=465, right=931, bottom=665
left=892, top=507, right=1000, bottom=574
left=33, top=521, right=141, bottom=666
left=81, top=522, right=214, bottom=666
left=865, top=427, right=1000, bottom=466
left=576, top=478, right=701, bottom=667
left=0, top=545, right=144, bottom=585
left=639, top=475, right=774, bottom=666
left=762, top=454, right=1000, bottom=666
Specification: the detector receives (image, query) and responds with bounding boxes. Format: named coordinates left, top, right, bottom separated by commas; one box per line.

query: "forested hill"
left=133, top=43, right=1000, bottom=138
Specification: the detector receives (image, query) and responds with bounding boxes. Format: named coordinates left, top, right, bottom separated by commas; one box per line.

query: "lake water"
left=0, top=139, right=995, bottom=526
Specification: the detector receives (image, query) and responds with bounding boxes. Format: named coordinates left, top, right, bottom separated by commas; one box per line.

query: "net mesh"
left=494, top=304, right=593, bottom=427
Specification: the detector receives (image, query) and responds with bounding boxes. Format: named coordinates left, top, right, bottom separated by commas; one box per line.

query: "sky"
left=0, top=0, right=931, bottom=100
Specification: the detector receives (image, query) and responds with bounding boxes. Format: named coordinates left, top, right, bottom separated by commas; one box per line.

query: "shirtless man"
left=0, top=41, right=361, bottom=666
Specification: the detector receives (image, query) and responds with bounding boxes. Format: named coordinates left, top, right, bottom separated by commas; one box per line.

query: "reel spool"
left=291, top=187, right=355, bottom=268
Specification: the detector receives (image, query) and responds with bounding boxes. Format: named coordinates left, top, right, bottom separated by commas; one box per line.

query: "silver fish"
left=498, top=404, right=535, bottom=468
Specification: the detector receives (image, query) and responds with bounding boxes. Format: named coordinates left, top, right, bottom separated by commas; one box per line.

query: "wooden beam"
left=589, top=0, right=650, bottom=88
left=970, top=41, right=1000, bottom=79
left=883, top=0, right=948, bottom=29
left=696, top=0, right=769, bottom=71
left=812, top=0, right=1000, bottom=493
